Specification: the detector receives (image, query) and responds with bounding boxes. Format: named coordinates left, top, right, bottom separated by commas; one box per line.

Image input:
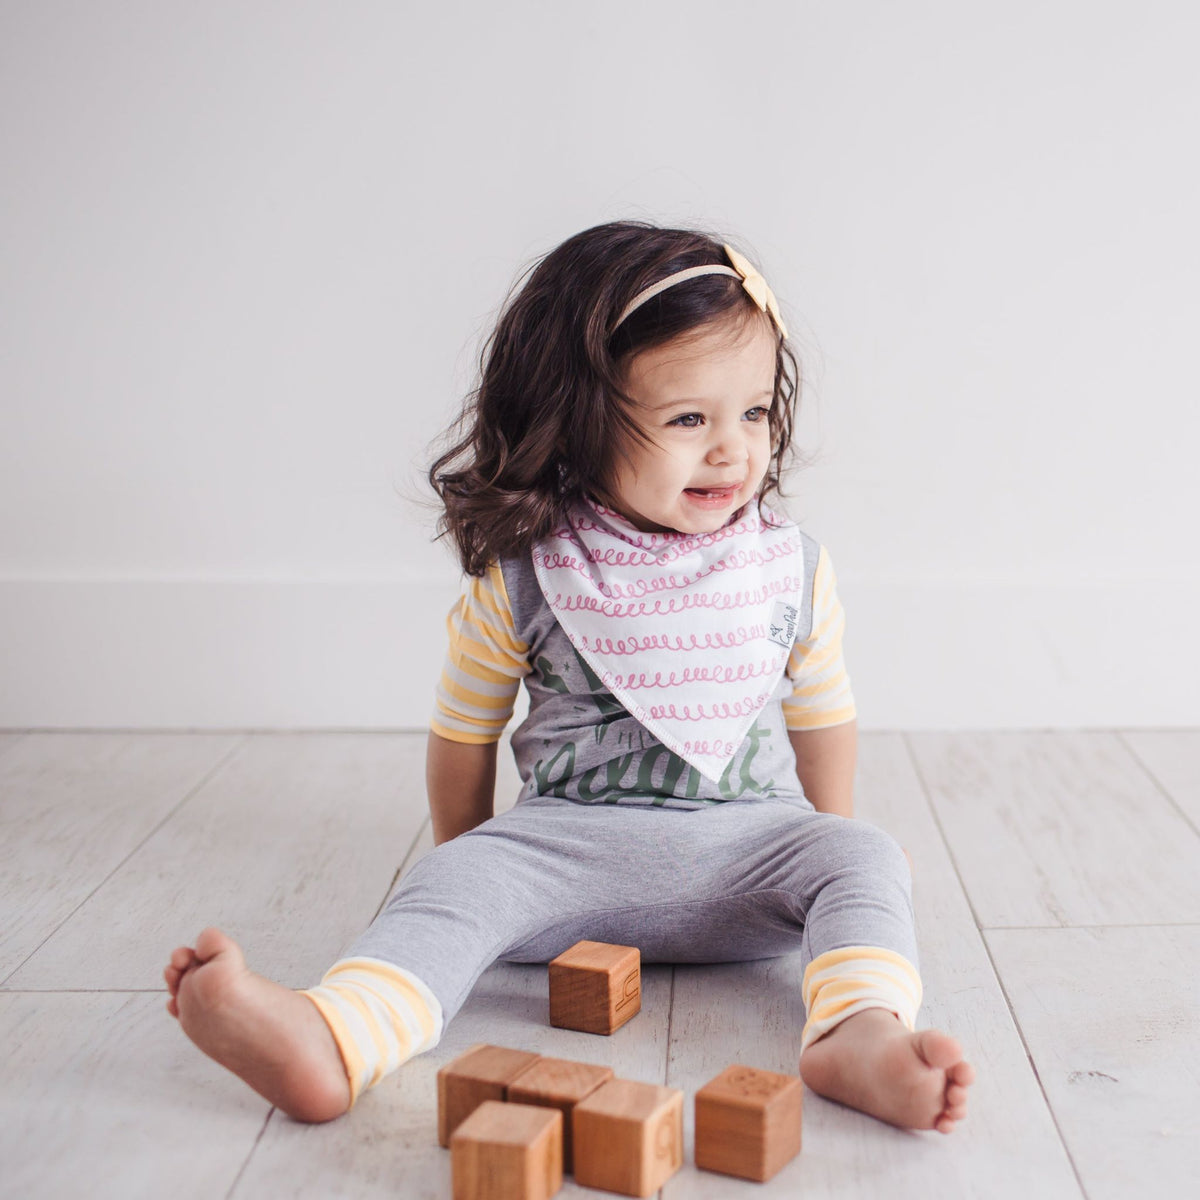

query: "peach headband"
left=613, top=243, right=788, bottom=339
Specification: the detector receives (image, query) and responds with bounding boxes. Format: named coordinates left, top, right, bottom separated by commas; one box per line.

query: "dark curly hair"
left=429, top=220, right=803, bottom=575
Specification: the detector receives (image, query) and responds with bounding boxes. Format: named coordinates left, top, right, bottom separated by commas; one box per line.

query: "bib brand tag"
left=768, top=601, right=799, bottom=649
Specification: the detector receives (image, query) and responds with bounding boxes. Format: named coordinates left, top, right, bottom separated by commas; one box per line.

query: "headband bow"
left=611, top=246, right=789, bottom=339
left=723, top=244, right=789, bottom=339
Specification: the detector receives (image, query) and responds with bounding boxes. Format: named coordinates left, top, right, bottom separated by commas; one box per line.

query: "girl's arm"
left=788, top=719, right=858, bottom=818
left=427, top=731, right=497, bottom=844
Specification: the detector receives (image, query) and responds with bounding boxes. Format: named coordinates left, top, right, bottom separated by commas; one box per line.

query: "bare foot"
left=163, top=927, right=351, bottom=1123
left=799, top=1008, right=975, bottom=1133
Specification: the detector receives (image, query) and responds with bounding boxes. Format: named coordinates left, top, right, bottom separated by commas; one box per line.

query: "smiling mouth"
left=684, top=484, right=742, bottom=500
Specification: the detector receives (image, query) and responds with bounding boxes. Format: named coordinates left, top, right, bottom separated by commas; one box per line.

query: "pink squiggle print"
left=681, top=738, right=739, bottom=757
left=535, top=552, right=647, bottom=597
left=614, top=659, right=781, bottom=689
left=591, top=569, right=694, bottom=596
left=537, top=551, right=599, bottom=578
left=576, top=627, right=764, bottom=654
left=580, top=541, right=801, bottom=596
left=549, top=577, right=800, bottom=617
left=569, top=514, right=761, bottom=562
left=647, top=695, right=772, bottom=721
left=540, top=549, right=695, bottom=597
left=536, top=549, right=798, bottom=601
left=572, top=544, right=668, bottom=568
left=586, top=547, right=684, bottom=567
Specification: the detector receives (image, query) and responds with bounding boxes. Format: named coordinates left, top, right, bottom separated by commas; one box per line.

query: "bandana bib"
left=532, top=500, right=805, bottom=783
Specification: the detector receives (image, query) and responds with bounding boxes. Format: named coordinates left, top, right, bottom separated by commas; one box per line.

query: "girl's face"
left=606, top=315, right=777, bottom=535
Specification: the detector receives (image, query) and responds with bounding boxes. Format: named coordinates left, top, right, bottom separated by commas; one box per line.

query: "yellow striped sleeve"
left=430, top=561, right=528, bottom=744
left=782, top=544, right=857, bottom=731
left=800, top=945, right=923, bottom=1050
left=301, top=957, right=444, bottom=1105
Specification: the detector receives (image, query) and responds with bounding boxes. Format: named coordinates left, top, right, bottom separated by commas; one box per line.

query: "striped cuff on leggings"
left=801, top=946, right=923, bottom=1052
left=301, top=957, right=444, bottom=1106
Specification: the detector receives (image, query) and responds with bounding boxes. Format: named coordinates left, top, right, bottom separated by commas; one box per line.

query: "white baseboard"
left=1, top=576, right=1197, bottom=729
left=0, top=577, right=461, bottom=730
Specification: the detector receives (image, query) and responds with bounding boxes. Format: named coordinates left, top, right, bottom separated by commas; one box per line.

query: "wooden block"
left=507, top=1055, right=614, bottom=1174
left=450, top=1100, right=563, bottom=1200
left=548, top=940, right=641, bottom=1035
left=572, top=1077, right=683, bottom=1197
left=694, top=1064, right=803, bottom=1182
left=437, top=1043, right=542, bottom=1148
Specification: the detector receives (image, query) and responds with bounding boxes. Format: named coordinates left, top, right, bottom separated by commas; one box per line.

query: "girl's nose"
left=706, top=427, right=750, bottom=466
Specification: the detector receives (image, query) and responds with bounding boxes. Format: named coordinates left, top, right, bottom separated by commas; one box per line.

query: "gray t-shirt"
left=501, top=532, right=821, bottom=809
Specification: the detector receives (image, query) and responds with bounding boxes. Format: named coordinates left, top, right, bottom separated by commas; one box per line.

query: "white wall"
left=2, top=1, right=1198, bottom=729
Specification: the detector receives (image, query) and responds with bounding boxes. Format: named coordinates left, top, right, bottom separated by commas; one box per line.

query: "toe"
left=946, top=1083, right=969, bottom=1108
left=949, top=1059, right=976, bottom=1087
left=164, top=964, right=181, bottom=991
left=914, top=1029, right=963, bottom=1071
left=194, top=927, right=242, bottom=964
left=934, top=1115, right=958, bottom=1135
left=166, top=996, right=179, bottom=1018
left=170, top=946, right=195, bottom=971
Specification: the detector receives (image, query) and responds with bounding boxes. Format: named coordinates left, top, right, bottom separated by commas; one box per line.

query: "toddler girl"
left=164, top=221, right=974, bottom=1134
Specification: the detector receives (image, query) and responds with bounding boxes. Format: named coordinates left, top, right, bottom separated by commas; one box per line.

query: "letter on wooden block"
left=548, top=940, right=641, bottom=1035
left=572, top=1078, right=683, bottom=1197
left=437, top=1043, right=542, bottom=1148
left=507, top=1055, right=614, bottom=1173
left=694, top=1064, right=803, bottom=1182
left=450, top=1100, right=563, bottom=1200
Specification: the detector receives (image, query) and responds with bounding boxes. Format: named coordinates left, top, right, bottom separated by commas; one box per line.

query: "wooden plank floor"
left=1, top=730, right=1196, bottom=1198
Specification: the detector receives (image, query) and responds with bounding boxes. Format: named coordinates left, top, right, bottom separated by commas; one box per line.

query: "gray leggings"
left=348, top=795, right=917, bottom=1027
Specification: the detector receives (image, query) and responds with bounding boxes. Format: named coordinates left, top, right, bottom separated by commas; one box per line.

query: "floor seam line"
left=370, top=814, right=431, bottom=923
left=0, top=734, right=247, bottom=988
left=659, top=964, right=676, bottom=1200
left=1115, top=731, right=1200, bottom=841
left=901, top=732, right=1090, bottom=1200
left=225, top=1107, right=275, bottom=1199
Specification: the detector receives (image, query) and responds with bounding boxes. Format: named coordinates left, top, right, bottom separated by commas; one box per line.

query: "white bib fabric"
left=532, top=500, right=806, bottom=783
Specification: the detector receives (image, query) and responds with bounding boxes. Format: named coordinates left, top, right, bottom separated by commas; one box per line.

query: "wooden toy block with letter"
left=437, top=1043, right=542, bottom=1148
left=572, top=1077, right=683, bottom=1197
left=548, top=940, right=641, bottom=1035
left=507, top=1055, right=614, bottom=1173
left=450, top=1100, right=563, bottom=1200
left=694, top=1064, right=803, bottom=1182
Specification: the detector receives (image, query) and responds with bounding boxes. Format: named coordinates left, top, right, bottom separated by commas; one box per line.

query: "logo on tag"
left=767, top=601, right=799, bottom=648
